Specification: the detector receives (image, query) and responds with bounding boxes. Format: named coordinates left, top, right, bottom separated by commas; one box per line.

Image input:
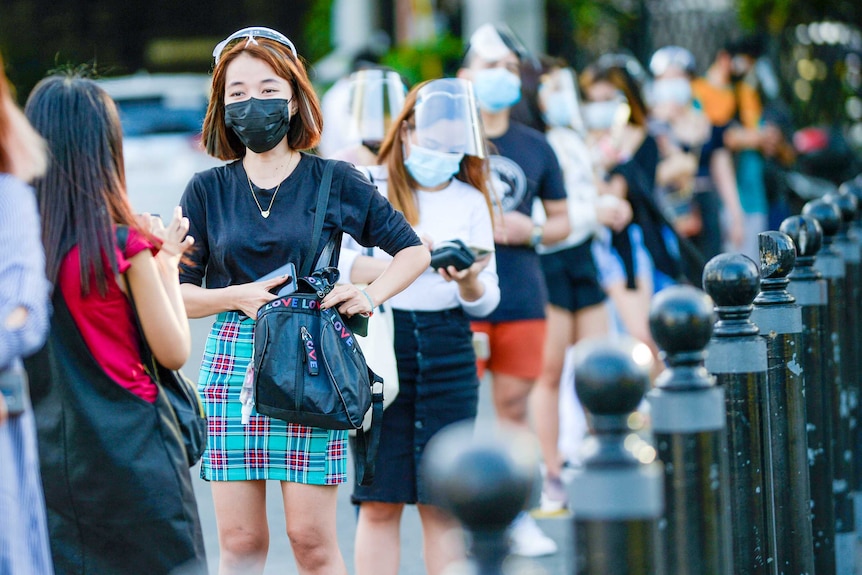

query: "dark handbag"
left=252, top=160, right=383, bottom=485
left=429, top=239, right=475, bottom=271
left=117, top=227, right=208, bottom=467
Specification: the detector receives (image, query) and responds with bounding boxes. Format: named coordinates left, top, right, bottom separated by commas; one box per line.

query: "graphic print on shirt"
left=489, top=154, right=527, bottom=213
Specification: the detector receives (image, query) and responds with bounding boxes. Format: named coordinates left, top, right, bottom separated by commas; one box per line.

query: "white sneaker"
left=509, top=513, right=558, bottom=557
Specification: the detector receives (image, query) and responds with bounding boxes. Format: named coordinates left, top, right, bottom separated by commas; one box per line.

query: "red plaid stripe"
left=204, top=384, right=229, bottom=402
left=219, top=322, right=240, bottom=341
left=287, top=423, right=312, bottom=437
left=245, top=449, right=269, bottom=468
left=211, top=354, right=234, bottom=374
left=327, top=439, right=346, bottom=459
left=209, top=450, right=228, bottom=468
left=208, top=416, right=227, bottom=435
left=286, top=450, right=309, bottom=470
left=246, top=416, right=270, bottom=436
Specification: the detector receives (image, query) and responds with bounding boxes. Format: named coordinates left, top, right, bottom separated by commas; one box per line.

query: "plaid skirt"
left=197, top=311, right=347, bottom=484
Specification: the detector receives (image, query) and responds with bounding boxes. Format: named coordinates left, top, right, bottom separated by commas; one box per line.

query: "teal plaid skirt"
left=197, top=311, right=347, bottom=484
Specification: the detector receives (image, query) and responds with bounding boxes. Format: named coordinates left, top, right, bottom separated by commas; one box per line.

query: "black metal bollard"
left=780, top=215, right=836, bottom=575
left=570, top=339, right=664, bottom=575
left=802, top=198, right=856, bottom=574
left=838, top=179, right=862, bottom=529
left=750, top=231, right=815, bottom=575
left=701, top=253, right=771, bottom=575
left=823, top=191, right=861, bottom=501
left=647, top=285, right=734, bottom=575
left=422, top=422, right=535, bottom=575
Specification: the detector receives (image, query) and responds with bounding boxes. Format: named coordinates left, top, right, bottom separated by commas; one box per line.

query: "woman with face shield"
left=339, top=78, right=499, bottom=575
left=579, top=57, right=682, bottom=367
left=322, top=67, right=407, bottom=165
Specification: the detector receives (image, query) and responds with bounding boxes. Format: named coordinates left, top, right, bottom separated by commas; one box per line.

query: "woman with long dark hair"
left=342, top=78, right=499, bottom=575
left=24, top=72, right=206, bottom=574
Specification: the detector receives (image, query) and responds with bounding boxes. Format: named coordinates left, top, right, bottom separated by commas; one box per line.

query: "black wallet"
left=430, top=239, right=476, bottom=271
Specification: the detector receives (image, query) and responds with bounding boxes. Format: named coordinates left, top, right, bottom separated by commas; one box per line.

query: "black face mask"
left=224, top=97, right=291, bottom=153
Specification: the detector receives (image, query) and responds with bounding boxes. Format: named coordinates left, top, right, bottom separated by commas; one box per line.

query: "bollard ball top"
left=702, top=253, right=761, bottom=307
left=823, top=190, right=858, bottom=224
left=838, top=180, right=862, bottom=210
left=758, top=231, right=796, bottom=279
left=573, top=339, right=650, bottom=417
left=802, top=198, right=841, bottom=237
left=421, top=422, right=535, bottom=532
left=649, top=285, right=715, bottom=355
left=779, top=215, right=822, bottom=258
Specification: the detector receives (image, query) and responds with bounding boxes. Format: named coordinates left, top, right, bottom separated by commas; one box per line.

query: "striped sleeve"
left=0, top=175, right=51, bottom=369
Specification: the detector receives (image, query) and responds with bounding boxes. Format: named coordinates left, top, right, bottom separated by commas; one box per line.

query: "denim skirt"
left=352, top=307, right=479, bottom=504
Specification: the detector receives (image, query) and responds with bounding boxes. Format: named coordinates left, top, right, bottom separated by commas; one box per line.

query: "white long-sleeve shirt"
left=340, top=166, right=500, bottom=318
left=535, top=126, right=600, bottom=253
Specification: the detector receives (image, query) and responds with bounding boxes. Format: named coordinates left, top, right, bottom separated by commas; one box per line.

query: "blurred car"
left=96, top=72, right=224, bottom=216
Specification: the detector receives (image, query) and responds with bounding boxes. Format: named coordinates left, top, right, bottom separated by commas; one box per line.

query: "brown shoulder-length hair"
left=376, top=80, right=493, bottom=227
left=203, top=38, right=323, bottom=160
left=579, top=62, right=649, bottom=128
left=0, top=53, right=47, bottom=181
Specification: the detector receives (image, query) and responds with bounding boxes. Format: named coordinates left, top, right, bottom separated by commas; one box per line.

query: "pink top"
left=59, top=227, right=159, bottom=402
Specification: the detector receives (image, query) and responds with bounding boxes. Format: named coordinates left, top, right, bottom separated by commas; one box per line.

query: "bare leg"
left=530, top=304, right=577, bottom=479
left=417, top=504, right=465, bottom=575
left=354, top=501, right=404, bottom=575
left=211, top=481, right=269, bottom=575
left=604, top=279, right=660, bottom=361
left=281, top=482, right=348, bottom=575
left=490, top=372, right=534, bottom=430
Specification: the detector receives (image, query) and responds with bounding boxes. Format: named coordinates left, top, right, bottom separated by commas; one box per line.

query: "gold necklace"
left=246, top=152, right=295, bottom=218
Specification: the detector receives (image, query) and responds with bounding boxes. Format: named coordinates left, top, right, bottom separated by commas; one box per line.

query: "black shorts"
left=540, top=238, right=606, bottom=313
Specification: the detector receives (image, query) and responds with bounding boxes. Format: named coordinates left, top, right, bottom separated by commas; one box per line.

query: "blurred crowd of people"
left=0, top=18, right=818, bottom=575
left=319, top=23, right=800, bottom=565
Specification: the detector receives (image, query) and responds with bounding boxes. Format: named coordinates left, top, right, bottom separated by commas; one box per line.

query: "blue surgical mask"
left=404, top=144, right=464, bottom=188
left=541, top=91, right=574, bottom=128
left=582, top=100, right=624, bottom=132
left=472, top=68, right=522, bottom=113
left=650, top=78, right=692, bottom=107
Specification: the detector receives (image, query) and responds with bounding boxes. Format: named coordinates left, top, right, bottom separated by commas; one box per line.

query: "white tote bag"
left=354, top=301, right=399, bottom=432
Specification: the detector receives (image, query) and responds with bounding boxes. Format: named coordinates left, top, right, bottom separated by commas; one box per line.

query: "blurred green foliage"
left=303, top=0, right=334, bottom=63
left=380, top=32, right=463, bottom=87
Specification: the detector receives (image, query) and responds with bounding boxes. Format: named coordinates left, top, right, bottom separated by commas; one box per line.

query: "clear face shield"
left=409, top=78, right=487, bottom=159
left=345, top=69, right=407, bottom=154
left=212, top=26, right=297, bottom=65
left=538, top=67, right=585, bottom=133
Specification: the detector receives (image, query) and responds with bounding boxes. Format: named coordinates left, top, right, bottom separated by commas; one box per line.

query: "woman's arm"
left=180, top=277, right=288, bottom=320
left=322, top=245, right=430, bottom=317
left=0, top=183, right=50, bottom=370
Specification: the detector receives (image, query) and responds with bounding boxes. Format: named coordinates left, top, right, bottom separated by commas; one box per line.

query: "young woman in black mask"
left=178, top=27, right=428, bottom=575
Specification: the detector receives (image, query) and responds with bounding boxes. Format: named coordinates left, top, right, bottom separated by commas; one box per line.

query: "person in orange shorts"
left=458, top=23, right=570, bottom=558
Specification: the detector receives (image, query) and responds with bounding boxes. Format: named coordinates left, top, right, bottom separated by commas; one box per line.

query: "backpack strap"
left=353, top=371, right=384, bottom=486
left=300, top=160, right=337, bottom=278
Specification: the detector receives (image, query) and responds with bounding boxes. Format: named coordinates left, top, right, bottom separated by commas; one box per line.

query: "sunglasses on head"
left=212, top=27, right=298, bottom=65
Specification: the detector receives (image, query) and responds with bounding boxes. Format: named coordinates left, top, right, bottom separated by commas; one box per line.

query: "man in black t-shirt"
left=457, top=23, right=570, bottom=558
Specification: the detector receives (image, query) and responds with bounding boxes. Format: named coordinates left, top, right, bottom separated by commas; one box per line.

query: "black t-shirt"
left=179, top=153, right=421, bottom=289
left=486, top=122, right=567, bottom=322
